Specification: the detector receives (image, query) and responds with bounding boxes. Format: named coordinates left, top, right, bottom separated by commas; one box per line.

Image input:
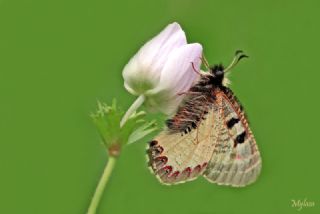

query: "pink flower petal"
left=145, top=43, right=203, bottom=115
left=159, top=43, right=203, bottom=94
left=122, top=22, right=187, bottom=94
left=137, top=22, right=187, bottom=76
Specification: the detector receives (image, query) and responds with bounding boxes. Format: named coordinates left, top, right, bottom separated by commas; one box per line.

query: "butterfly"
left=147, top=50, right=261, bottom=187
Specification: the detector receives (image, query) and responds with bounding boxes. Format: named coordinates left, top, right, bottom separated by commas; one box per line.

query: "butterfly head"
left=206, top=50, right=248, bottom=87
left=208, top=64, right=225, bottom=86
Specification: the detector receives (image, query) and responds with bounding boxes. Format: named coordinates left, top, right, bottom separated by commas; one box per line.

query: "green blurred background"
left=0, top=0, right=319, bottom=213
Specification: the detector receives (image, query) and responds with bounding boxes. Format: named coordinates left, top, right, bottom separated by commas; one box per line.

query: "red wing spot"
left=157, top=165, right=173, bottom=178
left=170, top=171, right=180, bottom=179
left=154, top=156, right=168, bottom=167
left=194, top=165, right=201, bottom=173
left=182, top=167, right=192, bottom=177
left=162, top=166, right=173, bottom=174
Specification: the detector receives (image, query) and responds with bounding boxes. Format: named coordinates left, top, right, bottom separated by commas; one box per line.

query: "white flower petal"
left=158, top=43, right=203, bottom=94
left=122, top=22, right=187, bottom=95
left=144, top=43, right=203, bottom=115
left=144, top=88, right=184, bottom=115
left=122, top=56, right=157, bottom=94
left=159, top=97, right=183, bottom=115
left=137, top=22, right=187, bottom=76
left=122, top=22, right=204, bottom=116
left=124, top=82, right=138, bottom=96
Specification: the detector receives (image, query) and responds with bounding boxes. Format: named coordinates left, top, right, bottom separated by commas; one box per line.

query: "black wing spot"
left=235, top=131, right=246, bottom=144
left=226, top=117, right=240, bottom=129
left=191, top=122, right=197, bottom=128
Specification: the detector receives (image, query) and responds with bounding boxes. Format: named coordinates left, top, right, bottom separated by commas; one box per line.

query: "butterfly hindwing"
left=202, top=90, right=261, bottom=187
left=147, top=103, right=220, bottom=185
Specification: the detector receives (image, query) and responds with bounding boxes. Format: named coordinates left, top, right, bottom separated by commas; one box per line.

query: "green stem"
left=87, top=156, right=117, bottom=214
left=88, top=95, right=146, bottom=213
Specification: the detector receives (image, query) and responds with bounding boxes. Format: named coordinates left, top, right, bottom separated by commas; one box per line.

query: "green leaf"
left=91, top=99, right=158, bottom=152
left=127, top=120, right=158, bottom=145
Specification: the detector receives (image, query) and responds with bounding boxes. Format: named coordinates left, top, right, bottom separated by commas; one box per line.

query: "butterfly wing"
left=202, top=91, right=262, bottom=187
left=147, top=87, right=261, bottom=187
left=147, top=103, right=221, bottom=185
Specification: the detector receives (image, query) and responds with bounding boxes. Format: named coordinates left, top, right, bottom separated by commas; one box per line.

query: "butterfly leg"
left=190, top=61, right=202, bottom=75
left=193, top=107, right=210, bottom=145
left=177, top=91, right=202, bottom=96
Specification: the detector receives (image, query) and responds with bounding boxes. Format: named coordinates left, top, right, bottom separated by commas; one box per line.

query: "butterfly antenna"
left=224, top=50, right=248, bottom=73
left=200, top=53, right=210, bottom=70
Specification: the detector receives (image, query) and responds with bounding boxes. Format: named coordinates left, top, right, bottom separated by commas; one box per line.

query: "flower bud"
left=122, top=22, right=203, bottom=115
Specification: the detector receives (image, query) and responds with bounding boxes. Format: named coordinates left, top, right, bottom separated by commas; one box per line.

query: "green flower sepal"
left=91, top=99, right=157, bottom=157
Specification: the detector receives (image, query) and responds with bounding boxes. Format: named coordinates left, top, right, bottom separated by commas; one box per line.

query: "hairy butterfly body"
left=147, top=51, right=261, bottom=187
